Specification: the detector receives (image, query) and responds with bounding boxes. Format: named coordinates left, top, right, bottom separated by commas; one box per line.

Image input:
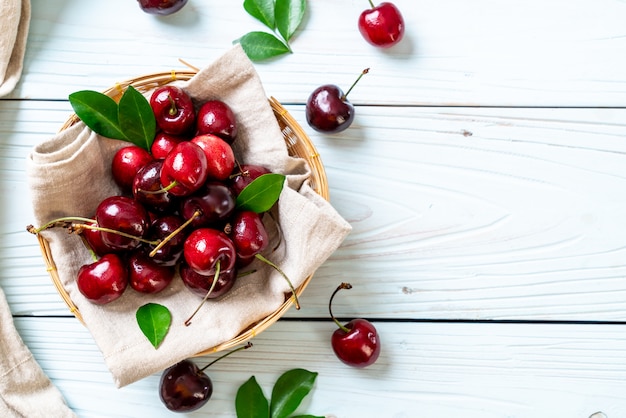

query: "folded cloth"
left=25, top=45, right=352, bottom=388
left=0, top=0, right=30, bottom=97
left=0, top=288, right=77, bottom=417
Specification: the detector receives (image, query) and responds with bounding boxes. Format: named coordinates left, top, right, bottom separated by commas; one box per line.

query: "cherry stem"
left=329, top=282, right=353, bottom=333
left=138, top=180, right=178, bottom=195
left=254, top=253, right=300, bottom=310
left=148, top=210, right=201, bottom=258
left=367, top=0, right=375, bottom=8
left=342, top=68, right=370, bottom=101
left=167, top=94, right=178, bottom=117
left=198, top=342, right=253, bottom=372
left=73, top=223, right=158, bottom=246
left=27, top=216, right=96, bottom=234
left=184, top=260, right=221, bottom=326
left=79, top=234, right=99, bottom=262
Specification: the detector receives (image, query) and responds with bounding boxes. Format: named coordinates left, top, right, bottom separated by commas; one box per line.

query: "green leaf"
left=236, top=173, right=286, bottom=213
left=136, top=303, right=171, bottom=349
left=270, top=368, right=318, bottom=418
left=275, top=0, right=306, bottom=42
left=236, top=376, right=270, bottom=418
left=68, top=90, right=126, bottom=140
left=243, top=0, right=275, bottom=29
left=118, top=86, right=156, bottom=151
left=236, top=31, right=291, bottom=62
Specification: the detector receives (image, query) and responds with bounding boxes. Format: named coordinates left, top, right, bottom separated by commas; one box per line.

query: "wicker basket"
left=36, top=69, right=329, bottom=356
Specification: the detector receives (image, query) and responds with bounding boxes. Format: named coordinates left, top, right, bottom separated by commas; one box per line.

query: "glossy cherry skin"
left=331, top=318, right=381, bottom=368
left=150, top=85, right=195, bottom=135
left=82, top=220, right=118, bottom=257
left=190, top=134, right=236, bottom=181
left=183, top=228, right=236, bottom=276
left=76, top=253, right=128, bottom=304
left=358, top=2, right=405, bottom=48
left=180, top=181, right=236, bottom=228
left=95, top=196, right=151, bottom=251
left=231, top=211, right=269, bottom=260
left=195, top=100, right=238, bottom=144
left=132, top=160, right=178, bottom=213
left=229, top=164, right=271, bottom=196
left=151, top=132, right=186, bottom=160
left=128, top=250, right=175, bottom=294
left=180, top=261, right=237, bottom=299
left=159, top=360, right=212, bottom=412
left=111, top=145, right=153, bottom=191
left=147, top=215, right=187, bottom=266
left=160, top=141, right=209, bottom=197
left=306, top=84, right=354, bottom=133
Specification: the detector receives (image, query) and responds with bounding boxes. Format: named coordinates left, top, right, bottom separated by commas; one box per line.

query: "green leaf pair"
left=236, top=0, right=307, bottom=61
left=69, top=86, right=156, bottom=151
left=236, top=368, right=323, bottom=418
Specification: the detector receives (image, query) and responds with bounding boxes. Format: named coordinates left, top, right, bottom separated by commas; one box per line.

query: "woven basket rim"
left=38, top=69, right=329, bottom=356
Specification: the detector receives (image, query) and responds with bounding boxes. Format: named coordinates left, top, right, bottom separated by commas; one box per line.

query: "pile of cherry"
left=32, top=85, right=284, bottom=310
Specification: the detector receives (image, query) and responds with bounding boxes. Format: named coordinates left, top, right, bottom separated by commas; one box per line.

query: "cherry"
left=137, top=0, right=188, bottom=15
left=179, top=261, right=237, bottom=299
left=179, top=181, right=236, bottom=228
left=190, top=134, right=236, bottom=181
left=76, top=253, right=128, bottom=304
left=128, top=250, right=175, bottom=294
left=229, top=164, right=271, bottom=196
left=150, top=86, right=196, bottom=136
left=306, top=68, right=369, bottom=134
left=132, top=159, right=178, bottom=213
left=147, top=215, right=188, bottom=266
left=183, top=228, right=236, bottom=276
left=195, top=100, right=238, bottom=144
left=230, top=211, right=269, bottom=262
left=160, top=141, right=209, bottom=197
left=111, top=145, right=153, bottom=191
left=328, top=283, right=381, bottom=368
left=159, top=343, right=252, bottom=412
left=95, top=196, right=151, bottom=251
left=358, top=1, right=405, bottom=48
left=151, top=132, right=186, bottom=160
left=81, top=220, right=118, bottom=257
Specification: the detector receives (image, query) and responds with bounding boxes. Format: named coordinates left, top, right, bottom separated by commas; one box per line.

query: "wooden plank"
left=3, top=102, right=626, bottom=321
left=13, top=317, right=626, bottom=417
left=13, top=0, right=626, bottom=106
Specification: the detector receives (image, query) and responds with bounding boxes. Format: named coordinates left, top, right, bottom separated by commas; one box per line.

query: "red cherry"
left=137, top=0, right=188, bottom=15
left=329, top=283, right=381, bottom=368
left=230, top=211, right=269, bottom=260
left=151, top=132, right=186, bottom=160
left=229, top=164, right=271, bottom=196
left=128, top=250, right=175, bottom=294
left=179, top=261, right=237, bottom=299
left=183, top=228, right=236, bottom=276
left=95, top=196, right=151, bottom=251
left=190, top=134, right=236, bottom=181
left=76, top=254, right=128, bottom=304
left=358, top=1, right=405, bottom=48
left=160, top=141, right=209, bottom=197
left=159, top=360, right=212, bottom=412
left=111, top=145, right=153, bottom=191
left=150, top=86, right=196, bottom=135
left=195, top=100, right=238, bottom=144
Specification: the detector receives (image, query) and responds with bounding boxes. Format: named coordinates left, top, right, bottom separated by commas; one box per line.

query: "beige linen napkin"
left=0, top=288, right=76, bottom=417
left=26, top=45, right=352, bottom=388
left=0, top=0, right=30, bottom=97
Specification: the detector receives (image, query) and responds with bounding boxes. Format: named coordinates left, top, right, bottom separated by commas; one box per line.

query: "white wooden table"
left=3, top=1, right=626, bottom=416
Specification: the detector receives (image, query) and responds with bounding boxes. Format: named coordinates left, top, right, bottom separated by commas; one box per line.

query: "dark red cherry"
left=329, top=283, right=381, bottom=368
left=195, top=100, right=238, bottom=144
left=229, top=164, right=271, bottom=196
left=137, top=0, right=188, bottom=16
left=95, top=196, right=150, bottom=251
left=128, top=250, right=175, bottom=294
left=231, top=211, right=269, bottom=260
left=147, top=215, right=187, bottom=266
left=160, top=141, right=209, bottom=197
left=111, top=145, right=153, bottom=191
left=179, top=181, right=236, bottom=228
left=180, top=261, right=237, bottom=299
left=133, top=160, right=178, bottom=213
left=150, top=85, right=195, bottom=135
left=82, top=220, right=118, bottom=256
left=76, top=253, right=128, bottom=304
left=159, top=360, right=212, bottom=412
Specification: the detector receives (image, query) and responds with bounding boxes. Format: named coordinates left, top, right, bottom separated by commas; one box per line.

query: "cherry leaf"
left=243, top=0, right=275, bottom=30
left=275, top=0, right=306, bottom=42
left=68, top=90, right=126, bottom=140
left=118, top=86, right=156, bottom=151
left=270, top=368, right=319, bottom=418
left=236, top=376, right=269, bottom=418
left=236, top=173, right=286, bottom=213
left=136, top=303, right=171, bottom=349
left=236, top=31, right=291, bottom=62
